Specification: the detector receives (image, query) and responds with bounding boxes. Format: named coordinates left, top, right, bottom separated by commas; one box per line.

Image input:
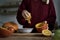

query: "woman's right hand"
left=22, top=10, right=31, bottom=24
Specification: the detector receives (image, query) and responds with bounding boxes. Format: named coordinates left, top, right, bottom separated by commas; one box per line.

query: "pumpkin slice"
left=42, top=30, right=52, bottom=36
left=0, top=27, right=12, bottom=37
left=35, top=21, right=48, bottom=33
left=2, top=22, right=18, bottom=32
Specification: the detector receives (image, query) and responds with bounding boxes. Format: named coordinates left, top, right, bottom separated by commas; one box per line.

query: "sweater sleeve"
left=47, top=0, right=56, bottom=30
left=16, top=0, right=28, bottom=25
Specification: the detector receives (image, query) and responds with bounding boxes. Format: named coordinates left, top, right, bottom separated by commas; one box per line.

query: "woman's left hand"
left=22, top=10, right=32, bottom=24
left=42, top=0, right=49, bottom=4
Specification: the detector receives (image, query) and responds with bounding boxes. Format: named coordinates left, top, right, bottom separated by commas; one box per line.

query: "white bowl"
left=18, top=28, right=33, bottom=33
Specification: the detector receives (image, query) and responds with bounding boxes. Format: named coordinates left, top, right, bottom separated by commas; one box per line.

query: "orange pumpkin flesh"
left=7, top=27, right=15, bottom=33
left=35, top=21, right=48, bottom=33
left=42, top=24, right=48, bottom=30
left=2, top=22, right=18, bottom=32
left=42, top=30, right=52, bottom=36
left=0, top=27, right=12, bottom=37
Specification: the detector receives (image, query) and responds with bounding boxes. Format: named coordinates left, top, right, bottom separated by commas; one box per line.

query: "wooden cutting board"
left=13, top=33, right=42, bottom=35
left=12, top=33, right=53, bottom=37
left=0, top=33, right=52, bottom=40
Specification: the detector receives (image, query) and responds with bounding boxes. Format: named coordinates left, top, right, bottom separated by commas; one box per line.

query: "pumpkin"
left=42, top=30, right=52, bottom=36
left=35, top=21, right=48, bottom=33
left=0, top=27, right=12, bottom=37
left=2, top=22, right=18, bottom=33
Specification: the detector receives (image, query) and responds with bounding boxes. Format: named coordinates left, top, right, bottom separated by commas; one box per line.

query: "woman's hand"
left=42, top=0, right=49, bottom=4
left=22, top=10, right=31, bottom=24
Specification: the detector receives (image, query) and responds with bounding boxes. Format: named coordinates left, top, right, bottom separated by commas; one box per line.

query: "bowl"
left=18, top=28, right=33, bottom=33
left=0, top=27, right=13, bottom=38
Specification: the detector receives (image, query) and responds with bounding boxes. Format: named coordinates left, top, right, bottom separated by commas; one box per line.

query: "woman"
left=16, top=0, right=56, bottom=32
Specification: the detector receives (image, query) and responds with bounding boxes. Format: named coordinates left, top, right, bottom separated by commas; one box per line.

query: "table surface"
left=0, top=33, right=53, bottom=40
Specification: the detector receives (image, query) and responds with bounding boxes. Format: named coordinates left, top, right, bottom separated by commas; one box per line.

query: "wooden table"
left=0, top=33, right=52, bottom=40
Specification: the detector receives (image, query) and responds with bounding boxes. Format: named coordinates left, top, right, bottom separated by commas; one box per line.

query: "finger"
left=24, top=10, right=31, bottom=18
left=26, top=11, right=31, bottom=18
left=24, top=12, right=31, bottom=20
left=44, top=21, right=47, bottom=24
left=22, top=12, right=27, bottom=19
left=46, top=0, right=49, bottom=4
left=22, top=10, right=32, bottom=20
left=23, top=10, right=29, bottom=18
left=24, top=12, right=29, bottom=18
